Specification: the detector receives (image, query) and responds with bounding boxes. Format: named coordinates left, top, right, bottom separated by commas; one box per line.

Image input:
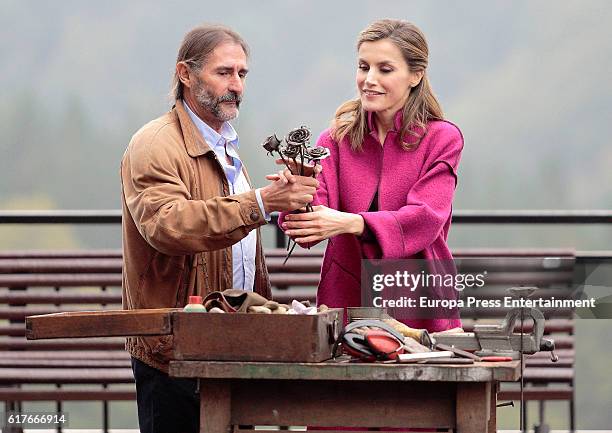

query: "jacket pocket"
left=138, top=252, right=187, bottom=308
left=139, top=335, right=175, bottom=365
left=318, top=259, right=362, bottom=308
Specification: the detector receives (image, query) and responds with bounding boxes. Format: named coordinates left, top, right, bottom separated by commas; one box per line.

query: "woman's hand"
left=282, top=205, right=365, bottom=244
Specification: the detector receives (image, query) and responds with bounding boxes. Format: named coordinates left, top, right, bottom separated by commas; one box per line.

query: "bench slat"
left=0, top=368, right=134, bottom=383
left=0, top=359, right=130, bottom=367
left=1, top=292, right=121, bottom=305
left=0, top=259, right=122, bottom=273
left=522, top=367, right=574, bottom=383
left=0, top=387, right=135, bottom=401
left=0, top=274, right=122, bottom=287
left=0, top=338, right=125, bottom=350
left=525, top=358, right=573, bottom=367
left=499, top=385, right=573, bottom=401
left=0, top=350, right=129, bottom=360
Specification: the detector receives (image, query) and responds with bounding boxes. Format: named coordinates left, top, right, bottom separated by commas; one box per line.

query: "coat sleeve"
left=121, top=127, right=266, bottom=256
left=358, top=124, right=463, bottom=259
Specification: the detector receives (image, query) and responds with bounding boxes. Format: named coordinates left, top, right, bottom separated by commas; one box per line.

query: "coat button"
left=250, top=210, right=259, bottom=221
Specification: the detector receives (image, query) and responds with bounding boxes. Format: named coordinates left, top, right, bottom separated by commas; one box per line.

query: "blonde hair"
left=332, top=19, right=443, bottom=151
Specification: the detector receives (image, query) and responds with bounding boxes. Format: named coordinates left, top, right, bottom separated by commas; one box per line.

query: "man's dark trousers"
left=131, top=357, right=199, bottom=433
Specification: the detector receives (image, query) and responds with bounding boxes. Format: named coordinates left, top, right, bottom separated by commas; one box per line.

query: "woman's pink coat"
left=283, top=113, right=464, bottom=331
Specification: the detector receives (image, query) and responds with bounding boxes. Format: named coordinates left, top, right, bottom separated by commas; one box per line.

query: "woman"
left=279, top=19, right=463, bottom=332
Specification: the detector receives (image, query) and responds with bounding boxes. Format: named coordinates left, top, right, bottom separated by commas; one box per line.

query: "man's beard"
left=193, top=76, right=242, bottom=122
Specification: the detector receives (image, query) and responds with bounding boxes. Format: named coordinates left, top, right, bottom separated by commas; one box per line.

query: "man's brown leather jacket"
left=121, top=100, right=271, bottom=371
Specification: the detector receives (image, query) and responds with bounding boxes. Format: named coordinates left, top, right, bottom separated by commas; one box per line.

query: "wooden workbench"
left=169, top=359, right=520, bottom=433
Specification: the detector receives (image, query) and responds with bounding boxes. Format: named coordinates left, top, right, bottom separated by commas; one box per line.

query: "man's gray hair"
left=171, top=24, right=250, bottom=101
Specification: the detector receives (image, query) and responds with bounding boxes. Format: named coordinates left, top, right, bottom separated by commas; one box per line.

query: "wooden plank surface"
left=25, top=308, right=176, bottom=339
left=172, top=309, right=342, bottom=363
left=228, top=379, right=454, bottom=429
left=456, top=382, right=490, bottom=433
left=200, top=380, right=230, bottom=433
left=170, top=360, right=520, bottom=382
left=488, top=383, right=497, bottom=433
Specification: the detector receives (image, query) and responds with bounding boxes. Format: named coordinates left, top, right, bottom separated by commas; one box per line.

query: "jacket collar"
left=367, top=110, right=428, bottom=147
left=174, top=99, right=214, bottom=157
left=367, top=109, right=404, bottom=138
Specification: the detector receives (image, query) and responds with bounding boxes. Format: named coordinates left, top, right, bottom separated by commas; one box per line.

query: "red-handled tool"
left=480, top=356, right=513, bottom=362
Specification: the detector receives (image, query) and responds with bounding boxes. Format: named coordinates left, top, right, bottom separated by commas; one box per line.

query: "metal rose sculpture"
left=262, top=126, right=330, bottom=263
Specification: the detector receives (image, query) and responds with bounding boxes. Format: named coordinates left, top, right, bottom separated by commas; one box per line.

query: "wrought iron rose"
left=261, top=125, right=316, bottom=264
left=262, top=134, right=282, bottom=154
left=282, top=144, right=301, bottom=159
left=285, top=126, right=311, bottom=146
left=306, top=147, right=330, bottom=161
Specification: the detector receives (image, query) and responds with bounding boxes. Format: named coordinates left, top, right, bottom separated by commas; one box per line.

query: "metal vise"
left=433, top=287, right=557, bottom=360
left=433, top=306, right=554, bottom=359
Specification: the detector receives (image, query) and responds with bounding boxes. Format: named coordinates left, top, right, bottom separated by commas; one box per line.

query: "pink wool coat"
left=285, top=112, right=464, bottom=332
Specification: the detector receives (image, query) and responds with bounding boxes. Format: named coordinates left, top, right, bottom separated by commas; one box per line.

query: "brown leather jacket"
left=120, top=100, right=271, bottom=371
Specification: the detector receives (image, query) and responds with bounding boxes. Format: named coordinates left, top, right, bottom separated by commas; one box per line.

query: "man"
left=120, top=24, right=318, bottom=433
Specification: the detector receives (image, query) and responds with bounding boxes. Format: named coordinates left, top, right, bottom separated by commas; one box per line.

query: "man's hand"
left=275, top=159, right=322, bottom=177
left=260, top=170, right=319, bottom=213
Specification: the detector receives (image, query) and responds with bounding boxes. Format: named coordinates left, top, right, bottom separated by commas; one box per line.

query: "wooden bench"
left=0, top=248, right=577, bottom=432
left=0, top=248, right=318, bottom=433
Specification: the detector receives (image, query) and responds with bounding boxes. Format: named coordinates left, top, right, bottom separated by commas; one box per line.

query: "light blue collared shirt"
left=184, top=101, right=268, bottom=292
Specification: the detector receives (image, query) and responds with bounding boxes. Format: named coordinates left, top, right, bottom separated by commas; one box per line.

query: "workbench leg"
left=456, top=382, right=490, bottom=433
left=488, top=383, right=497, bottom=433
left=200, top=379, right=231, bottom=433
